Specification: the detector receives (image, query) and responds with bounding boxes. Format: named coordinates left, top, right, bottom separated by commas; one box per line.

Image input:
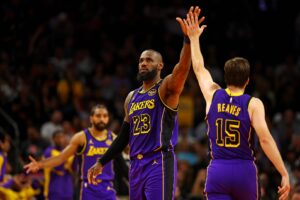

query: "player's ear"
left=245, top=78, right=250, bottom=86
left=158, top=62, right=164, bottom=70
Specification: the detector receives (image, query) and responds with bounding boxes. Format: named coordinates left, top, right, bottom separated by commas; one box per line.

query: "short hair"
left=52, top=129, right=64, bottom=139
left=224, top=57, right=250, bottom=87
left=90, top=104, right=108, bottom=116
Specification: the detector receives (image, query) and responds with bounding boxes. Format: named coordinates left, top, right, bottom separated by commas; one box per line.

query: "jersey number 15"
left=215, top=119, right=240, bottom=147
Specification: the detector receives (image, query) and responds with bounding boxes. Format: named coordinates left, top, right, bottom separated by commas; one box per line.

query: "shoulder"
left=124, top=90, right=136, bottom=107
left=44, top=146, right=53, bottom=156
left=249, top=97, right=264, bottom=108
left=248, top=97, right=265, bottom=118
left=158, top=76, right=170, bottom=89
left=208, top=88, right=222, bottom=102
left=0, top=154, right=4, bottom=162
left=71, top=130, right=86, bottom=145
left=127, top=90, right=135, bottom=99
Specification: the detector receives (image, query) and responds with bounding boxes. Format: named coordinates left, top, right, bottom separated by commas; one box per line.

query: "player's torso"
left=128, top=81, right=178, bottom=158
left=0, top=152, right=7, bottom=182
left=207, top=89, right=254, bottom=160
left=79, top=129, right=114, bottom=182
left=44, top=146, right=74, bottom=197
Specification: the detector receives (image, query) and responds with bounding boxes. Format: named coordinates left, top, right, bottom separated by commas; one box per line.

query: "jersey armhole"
left=247, top=96, right=253, bottom=121
left=205, top=89, right=219, bottom=118
left=247, top=96, right=253, bottom=108
left=127, top=89, right=139, bottom=112
left=76, top=132, right=87, bottom=155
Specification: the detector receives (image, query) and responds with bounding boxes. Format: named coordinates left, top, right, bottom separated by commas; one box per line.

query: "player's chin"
left=95, top=124, right=106, bottom=131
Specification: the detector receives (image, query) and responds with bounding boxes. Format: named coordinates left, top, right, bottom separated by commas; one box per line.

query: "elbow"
left=259, top=136, right=274, bottom=147
left=259, top=137, right=268, bottom=146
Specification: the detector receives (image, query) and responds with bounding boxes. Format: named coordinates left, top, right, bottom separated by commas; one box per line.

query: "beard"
left=93, top=122, right=107, bottom=131
left=137, top=68, right=157, bottom=82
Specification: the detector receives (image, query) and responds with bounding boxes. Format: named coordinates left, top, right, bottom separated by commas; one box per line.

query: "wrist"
left=97, top=158, right=103, bottom=166
left=279, top=168, right=289, bottom=177
left=190, top=36, right=199, bottom=42
left=183, top=35, right=190, bottom=44
left=37, top=161, right=43, bottom=170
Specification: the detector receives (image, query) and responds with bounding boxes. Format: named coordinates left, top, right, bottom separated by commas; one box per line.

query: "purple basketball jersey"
left=207, top=89, right=254, bottom=160
left=78, top=129, right=114, bottom=182
left=43, top=146, right=74, bottom=199
left=127, top=80, right=178, bottom=158
left=0, top=151, right=7, bottom=182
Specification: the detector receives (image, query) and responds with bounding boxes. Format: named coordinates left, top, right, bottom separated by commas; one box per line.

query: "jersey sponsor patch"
left=148, top=88, right=157, bottom=96
left=105, top=139, right=112, bottom=146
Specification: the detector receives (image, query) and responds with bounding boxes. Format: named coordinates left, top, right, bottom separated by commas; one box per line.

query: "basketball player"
left=24, top=104, right=127, bottom=200
left=43, top=130, right=74, bottom=200
left=87, top=6, right=205, bottom=200
left=0, top=132, right=10, bottom=187
left=183, top=11, right=290, bottom=200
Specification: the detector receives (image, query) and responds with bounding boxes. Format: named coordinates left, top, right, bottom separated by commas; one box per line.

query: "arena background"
left=0, top=0, right=300, bottom=199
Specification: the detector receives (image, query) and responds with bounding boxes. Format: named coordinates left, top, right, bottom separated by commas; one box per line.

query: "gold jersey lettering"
left=229, top=105, right=235, bottom=114
left=235, top=107, right=241, bottom=116
left=217, top=103, right=241, bottom=117
left=225, top=104, right=230, bottom=112
left=222, top=103, right=225, bottom=112
left=129, top=99, right=155, bottom=115
left=86, top=146, right=108, bottom=156
left=217, top=103, right=221, bottom=112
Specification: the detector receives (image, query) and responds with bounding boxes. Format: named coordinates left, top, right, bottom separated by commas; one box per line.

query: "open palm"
left=184, top=11, right=207, bottom=38
left=24, top=156, right=40, bottom=174
left=176, top=6, right=205, bottom=36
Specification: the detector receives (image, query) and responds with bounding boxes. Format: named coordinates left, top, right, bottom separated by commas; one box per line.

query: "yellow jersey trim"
left=225, top=88, right=244, bottom=96
left=76, top=131, right=87, bottom=155
left=89, top=128, right=108, bottom=142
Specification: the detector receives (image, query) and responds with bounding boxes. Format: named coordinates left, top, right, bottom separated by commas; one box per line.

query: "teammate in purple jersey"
left=24, top=104, right=128, bottom=200
left=0, top=132, right=10, bottom=187
left=88, top=6, right=205, bottom=200
left=184, top=11, right=290, bottom=200
left=43, top=130, right=74, bottom=200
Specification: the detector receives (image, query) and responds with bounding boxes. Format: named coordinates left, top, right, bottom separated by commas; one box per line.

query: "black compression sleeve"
left=98, top=121, right=130, bottom=166
left=113, top=153, right=129, bottom=181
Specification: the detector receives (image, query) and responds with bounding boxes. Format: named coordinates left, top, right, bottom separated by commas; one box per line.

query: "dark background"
left=1, top=0, right=300, bottom=199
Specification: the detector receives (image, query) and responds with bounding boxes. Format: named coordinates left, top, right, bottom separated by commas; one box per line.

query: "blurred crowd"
left=1, top=0, right=300, bottom=199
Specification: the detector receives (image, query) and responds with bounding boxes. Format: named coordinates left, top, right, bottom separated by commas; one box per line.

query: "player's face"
left=137, top=52, right=160, bottom=82
left=53, top=132, right=66, bottom=149
left=0, top=137, right=10, bottom=153
left=90, top=108, right=109, bottom=131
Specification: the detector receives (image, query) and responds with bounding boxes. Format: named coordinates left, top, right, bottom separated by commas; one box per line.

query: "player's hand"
left=23, top=155, right=41, bottom=174
left=87, top=162, right=103, bottom=185
left=184, top=10, right=207, bottom=39
left=278, top=175, right=290, bottom=200
left=176, top=6, right=205, bottom=36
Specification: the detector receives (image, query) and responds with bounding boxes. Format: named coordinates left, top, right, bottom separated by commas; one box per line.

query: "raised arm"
left=184, top=11, right=220, bottom=112
left=249, top=98, right=290, bottom=200
left=24, top=132, right=85, bottom=173
left=159, top=6, right=203, bottom=109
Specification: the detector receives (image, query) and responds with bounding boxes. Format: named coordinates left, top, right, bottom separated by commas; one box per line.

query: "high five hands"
left=176, top=6, right=206, bottom=36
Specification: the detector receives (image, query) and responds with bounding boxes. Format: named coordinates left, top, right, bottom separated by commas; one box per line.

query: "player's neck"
left=142, top=77, right=161, bottom=91
left=0, top=150, right=7, bottom=156
left=226, top=86, right=245, bottom=94
left=89, top=128, right=107, bottom=139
